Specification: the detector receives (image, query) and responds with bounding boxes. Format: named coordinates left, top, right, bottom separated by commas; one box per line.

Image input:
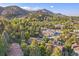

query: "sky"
left=0, top=3, right=79, bottom=16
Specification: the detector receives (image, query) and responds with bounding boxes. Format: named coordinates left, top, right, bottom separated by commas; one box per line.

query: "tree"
left=42, top=36, right=49, bottom=43
left=25, top=31, right=30, bottom=42
left=2, top=31, right=9, bottom=43
left=0, top=20, right=5, bottom=33
left=64, top=35, right=76, bottom=49
left=51, top=47, right=62, bottom=56
left=46, top=40, right=53, bottom=56
left=64, top=35, right=76, bottom=56
left=21, top=40, right=29, bottom=56
left=15, top=32, right=21, bottom=44
left=39, top=41, right=46, bottom=56
left=21, top=31, right=25, bottom=40
left=2, top=31, right=9, bottom=55
left=29, top=39, right=41, bottom=56
left=0, top=35, right=6, bottom=56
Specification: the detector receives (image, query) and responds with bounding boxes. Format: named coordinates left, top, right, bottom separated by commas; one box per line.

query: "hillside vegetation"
left=0, top=6, right=79, bottom=56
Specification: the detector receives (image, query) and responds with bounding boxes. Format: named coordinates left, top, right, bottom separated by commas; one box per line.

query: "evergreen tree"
left=21, top=40, right=29, bottom=56
left=39, top=41, right=46, bottom=56
left=51, top=47, right=62, bottom=56
left=0, top=35, right=6, bottom=56
left=25, top=31, right=30, bottom=42
left=29, top=39, right=41, bottom=56
left=46, top=40, right=53, bottom=56
left=42, top=36, right=49, bottom=43
left=2, top=31, right=9, bottom=55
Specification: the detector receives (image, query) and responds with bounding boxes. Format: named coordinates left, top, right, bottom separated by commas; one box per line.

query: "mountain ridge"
left=0, top=5, right=66, bottom=19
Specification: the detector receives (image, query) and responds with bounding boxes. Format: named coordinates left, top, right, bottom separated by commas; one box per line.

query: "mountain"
left=29, top=9, right=66, bottom=18
left=0, top=6, right=4, bottom=14
left=35, top=9, right=54, bottom=14
left=0, top=5, right=66, bottom=19
left=1, top=6, right=29, bottom=15
left=0, top=6, right=30, bottom=19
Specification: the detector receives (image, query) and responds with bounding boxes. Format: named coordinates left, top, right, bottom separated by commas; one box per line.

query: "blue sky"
left=0, top=3, right=79, bottom=16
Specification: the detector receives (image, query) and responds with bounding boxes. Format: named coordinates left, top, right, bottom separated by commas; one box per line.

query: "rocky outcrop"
left=7, top=43, right=23, bottom=56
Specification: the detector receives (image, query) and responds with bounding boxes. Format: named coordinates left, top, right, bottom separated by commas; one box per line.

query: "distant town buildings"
left=41, top=28, right=61, bottom=39
left=72, top=43, right=79, bottom=56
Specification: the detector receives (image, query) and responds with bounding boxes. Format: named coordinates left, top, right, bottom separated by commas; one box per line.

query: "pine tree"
left=2, top=31, right=9, bottom=55
left=29, top=39, right=41, bottom=56
left=21, top=40, right=29, bottom=56
left=2, top=31, right=9, bottom=44
left=21, top=31, right=25, bottom=40
left=51, top=47, right=62, bottom=56
left=64, top=35, right=76, bottom=56
left=0, top=35, right=6, bottom=56
left=25, top=31, right=30, bottom=42
left=46, top=40, right=53, bottom=56
left=39, top=44, right=46, bottom=56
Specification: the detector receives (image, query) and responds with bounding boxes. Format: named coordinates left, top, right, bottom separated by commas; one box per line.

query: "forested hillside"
left=0, top=6, right=79, bottom=56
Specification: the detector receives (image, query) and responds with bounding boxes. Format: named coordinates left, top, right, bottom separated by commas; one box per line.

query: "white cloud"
left=50, top=6, right=54, bottom=8
left=33, top=7, right=43, bottom=10
left=0, top=3, right=17, bottom=7
left=21, top=7, right=32, bottom=10
left=21, top=6, right=43, bottom=11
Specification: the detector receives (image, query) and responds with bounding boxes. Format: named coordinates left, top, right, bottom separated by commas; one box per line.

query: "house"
left=71, top=43, right=79, bottom=56
left=28, top=37, right=41, bottom=44
left=73, top=30, right=79, bottom=39
left=41, top=29, right=54, bottom=37
left=46, top=43, right=53, bottom=48
left=41, top=28, right=61, bottom=39
left=73, top=20, right=79, bottom=24
left=55, top=24, right=64, bottom=29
